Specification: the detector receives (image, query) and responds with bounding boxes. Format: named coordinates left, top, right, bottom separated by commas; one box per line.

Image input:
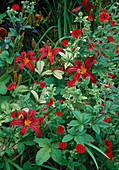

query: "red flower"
left=12, top=4, right=20, bottom=11
left=11, top=110, right=20, bottom=119
left=100, top=103, right=104, bottom=106
left=104, top=84, right=111, bottom=88
left=104, top=148, right=112, bottom=156
left=57, top=126, right=64, bottom=133
left=38, top=44, right=61, bottom=64
left=88, top=16, right=94, bottom=20
left=107, top=73, right=114, bottom=77
left=85, top=101, right=90, bottom=104
left=99, top=12, right=110, bottom=21
left=14, top=51, right=37, bottom=72
left=103, top=116, right=111, bottom=122
left=58, top=142, right=67, bottom=149
left=73, top=72, right=81, bottom=82
left=110, top=20, right=116, bottom=27
left=104, top=140, right=112, bottom=148
left=7, top=83, right=16, bottom=90
left=100, top=110, right=104, bottom=114
left=66, top=57, right=97, bottom=83
left=0, top=27, right=7, bottom=40
left=72, top=29, right=81, bottom=37
left=115, top=46, right=119, bottom=54
left=59, top=99, right=63, bottom=103
left=56, top=110, right=62, bottom=116
left=108, top=155, right=113, bottom=161
left=79, top=0, right=92, bottom=14
left=40, top=82, right=46, bottom=88
left=10, top=109, right=41, bottom=137
left=42, top=108, right=49, bottom=116
left=46, top=98, right=53, bottom=106
left=61, top=40, right=68, bottom=46
left=67, top=79, right=75, bottom=87
left=72, top=7, right=80, bottom=12
left=116, top=111, right=119, bottom=116
left=100, top=9, right=108, bottom=12
left=34, top=81, right=41, bottom=84
left=107, top=36, right=113, bottom=41
left=76, top=144, right=86, bottom=153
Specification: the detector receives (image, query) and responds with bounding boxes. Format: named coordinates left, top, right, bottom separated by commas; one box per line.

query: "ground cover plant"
left=0, top=0, right=119, bottom=169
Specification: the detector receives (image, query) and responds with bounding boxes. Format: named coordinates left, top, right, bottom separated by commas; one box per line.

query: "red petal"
left=44, top=44, right=50, bottom=51
left=21, top=110, right=27, bottom=119
left=19, top=63, right=25, bottom=70
left=66, top=66, right=79, bottom=73
left=74, top=60, right=82, bottom=67
left=28, top=109, right=36, bottom=119
left=83, top=70, right=97, bottom=83
left=84, top=57, right=94, bottom=68
left=14, top=56, right=24, bottom=62
left=29, top=124, right=41, bottom=137
left=20, top=126, right=28, bottom=136
left=26, top=62, right=35, bottom=72
left=21, top=51, right=26, bottom=57
left=27, top=51, right=36, bottom=58
left=49, top=56, right=54, bottom=64
left=31, top=117, right=40, bottom=123
left=51, top=47, right=61, bottom=55
left=30, top=56, right=37, bottom=61
left=10, top=118, right=24, bottom=126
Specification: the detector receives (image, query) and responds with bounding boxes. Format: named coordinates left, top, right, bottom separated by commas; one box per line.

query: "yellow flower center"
left=47, top=46, right=52, bottom=56
left=24, top=57, right=30, bottom=64
left=80, top=65, right=87, bottom=73
left=117, top=47, right=119, bottom=51
left=24, top=119, right=31, bottom=126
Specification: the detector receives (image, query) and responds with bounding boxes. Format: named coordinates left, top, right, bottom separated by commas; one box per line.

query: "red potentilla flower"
left=46, top=98, right=53, bottom=106
left=100, top=103, right=104, bottom=106
left=38, top=117, right=44, bottom=126
left=0, top=27, right=7, bottom=40
left=104, top=140, right=112, bottom=148
left=115, top=46, right=119, bottom=54
left=59, top=99, right=63, bottom=103
left=7, top=83, right=16, bottom=90
left=67, top=79, right=75, bottom=87
left=110, top=20, right=116, bottom=27
left=84, top=101, right=90, bottom=104
left=73, top=72, right=81, bottom=82
left=58, top=142, right=67, bottom=149
left=72, top=29, right=81, bottom=37
left=101, top=9, right=108, bottom=12
left=104, top=84, right=111, bottom=88
left=57, top=126, right=64, bottom=133
left=108, top=155, right=113, bottom=161
left=14, top=51, right=37, bottom=72
left=79, top=0, right=92, bottom=14
left=88, top=16, right=94, bottom=20
left=56, top=110, right=62, bottom=116
left=99, top=12, right=110, bottom=21
left=42, top=108, right=49, bottom=116
left=76, top=144, right=86, bottom=153
left=11, top=110, right=20, bottom=119
left=107, top=73, right=114, bottom=77
left=66, top=57, right=97, bottom=83
left=12, top=4, right=20, bottom=10
left=104, top=148, right=112, bottom=156
left=34, top=81, right=41, bottom=84
left=103, top=116, right=111, bottom=122
left=10, top=109, right=41, bottom=137
left=82, top=27, right=86, bottom=34
left=107, top=36, right=113, bottom=41
left=38, top=44, right=61, bottom=64
left=61, top=39, right=68, bottom=46
left=40, top=82, right=46, bottom=88
left=72, top=7, right=80, bottom=12
left=116, top=111, right=119, bottom=116
left=100, top=110, right=104, bottom=114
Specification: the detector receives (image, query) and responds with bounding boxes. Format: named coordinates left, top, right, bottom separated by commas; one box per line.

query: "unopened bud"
left=18, top=75, right=22, bottom=86
left=14, top=71, right=17, bottom=83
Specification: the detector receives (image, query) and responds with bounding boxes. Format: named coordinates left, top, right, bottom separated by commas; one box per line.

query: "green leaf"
left=23, top=161, right=31, bottom=170
left=9, top=28, right=17, bottom=36
left=14, top=85, right=29, bottom=93
left=72, top=111, right=82, bottom=122
left=34, top=138, right=51, bottom=147
left=7, top=159, right=23, bottom=170
left=0, top=13, right=6, bottom=19
left=4, top=156, right=10, bottom=170
left=74, top=136, right=85, bottom=145
left=0, top=82, right=7, bottom=95
left=92, top=124, right=100, bottom=134
left=62, top=134, right=74, bottom=142
left=83, top=134, right=94, bottom=142
left=17, top=143, right=25, bottom=155
left=85, top=76, right=90, bottom=85
left=36, top=147, right=51, bottom=165
left=0, top=50, right=9, bottom=59
left=68, top=120, right=79, bottom=126
left=51, top=148, right=65, bottom=165
left=86, top=147, right=99, bottom=169
left=85, top=142, right=109, bottom=159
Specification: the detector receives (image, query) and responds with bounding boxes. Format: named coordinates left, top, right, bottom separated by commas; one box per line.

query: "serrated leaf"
left=51, top=148, right=65, bottom=165
left=74, top=136, right=85, bottom=145
left=36, top=147, right=51, bottom=165
left=92, top=124, right=100, bottom=134
left=68, top=120, right=79, bottom=126
left=62, top=134, right=74, bottom=142
left=0, top=82, right=7, bottom=95
left=17, top=143, right=25, bottom=155
left=34, top=138, right=51, bottom=147
left=72, top=111, right=82, bottom=123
